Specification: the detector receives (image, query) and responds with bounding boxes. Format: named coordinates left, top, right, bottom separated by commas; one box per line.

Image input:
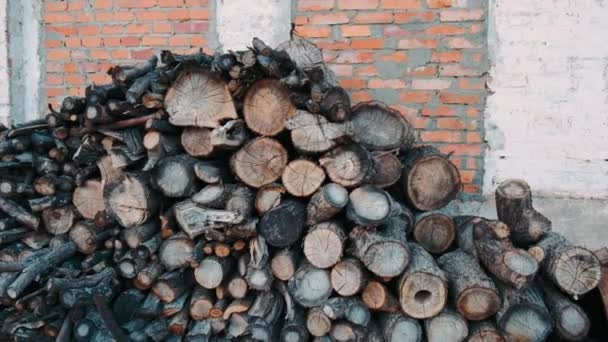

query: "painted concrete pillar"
left=0, top=0, right=9, bottom=126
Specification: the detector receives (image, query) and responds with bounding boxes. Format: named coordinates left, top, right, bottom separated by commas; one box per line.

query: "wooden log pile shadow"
left=0, top=36, right=603, bottom=342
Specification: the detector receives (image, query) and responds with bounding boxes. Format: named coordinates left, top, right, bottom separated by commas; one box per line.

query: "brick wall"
left=295, top=0, right=488, bottom=195
left=44, top=0, right=211, bottom=108
left=42, top=0, right=487, bottom=195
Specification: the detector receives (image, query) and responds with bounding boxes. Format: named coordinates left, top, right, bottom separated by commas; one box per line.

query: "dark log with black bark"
left=152, top=154, right=198, bottom=197
left=320, top=87, right=350, bottom=122
left=259, top=199, right=306, bottom=248
left=414, top=213, right=456, bottom=254
left=0, top=197, right=40, bottom=230
left=437, top=249, right=500, bottom=321
left=474, top=219, right=538, bottom=289
left=540, top=279, right=590, bottom=341
left=496, top=179, right=551, bottom=245
left=348, top=222, right=409, bottom=277
left=401, top=145, right=461, bottom=211
left=152, top=270, right=193, bottom=303
left=535, top=231, right=600, bottom=298
left=495, top=284, right=552, bottom=342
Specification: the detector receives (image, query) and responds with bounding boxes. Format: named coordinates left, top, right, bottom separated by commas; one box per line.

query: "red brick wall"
left=43, top=0, right=487, bottom=195
left=44, top=0, right=211, bottom=107
left=295, top=0, right=487, bottom=194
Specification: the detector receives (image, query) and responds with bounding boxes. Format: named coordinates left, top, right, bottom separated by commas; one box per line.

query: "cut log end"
left=457, top=287, right=501, bottom=322
left=303, top=222, right=345, bottom=269
left=496, top=179, right=530, bottom=199
left=330, top=259, right=365, bottom=296
left=231, top=137, right=288, bottom=188
left=399, top=272, right=447, bottom=319
left=282, top=159, right=326, bottom=197
left=346, top=186, right=393, bottom=226
left=424, top=310, right=469, bottom=342
left=556, top=305, right=590, bottom=341
left=552, top=247, right=601, bottom=297
left=503, top=250, right=539, bottom=278
left=363, top=241, right=409, bottom=278
left=243, top=79, right=296, bottom=136
left=500, top=307, right=552, bottom=342
left=414, top=214, right=456, bottom=254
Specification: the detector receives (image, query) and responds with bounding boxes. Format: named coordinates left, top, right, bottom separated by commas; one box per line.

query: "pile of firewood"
left=0, top=36, right=603, bottom=342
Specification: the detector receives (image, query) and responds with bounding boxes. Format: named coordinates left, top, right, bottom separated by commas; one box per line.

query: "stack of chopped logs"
left=0, top=36, right=603, bottom=342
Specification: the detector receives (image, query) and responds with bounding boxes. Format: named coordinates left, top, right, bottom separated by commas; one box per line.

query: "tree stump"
left=230, top=137, right=288, bottom=188
left=243, top=79, right=296, bottom=136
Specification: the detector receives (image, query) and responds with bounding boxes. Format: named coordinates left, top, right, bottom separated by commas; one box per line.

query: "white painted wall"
left=216, top=0, right=291, bottom=51
left=0, top=0, right=9, bottom=126
left=485, top=0, right=608, bottom=199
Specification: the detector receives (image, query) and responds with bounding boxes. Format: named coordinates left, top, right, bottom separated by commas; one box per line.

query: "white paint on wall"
left=0, top=0, right=9, bottom=126
left=485, top=0, right=608, bottom=198
left=216, top=0, right=292, bottom=51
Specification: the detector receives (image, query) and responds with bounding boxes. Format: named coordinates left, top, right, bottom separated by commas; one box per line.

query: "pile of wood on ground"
left=0, top=36, right=603, bottom=342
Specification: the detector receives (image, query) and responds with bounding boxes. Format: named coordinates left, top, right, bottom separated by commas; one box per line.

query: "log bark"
left=362, top=280, right=400, bottom=313
left=245, top=235, right=274, bottom=291
left=135, top=260, right=164, bottom=290
left=152, top=155, right=198, bottom=197
left=259, top=199, right=306, bottom=248
left=285, top=111, right=348, bottom=153
left=322, top=297, right=370, bottom=326
left=165, top=69, right=237, bottom=127
left=288, top=262, right=332, bottom=308
left=495, top=179, right=551, bottom=245
left=398, top=243, right=447, bottom=319
left=42, top=206, right=76, bottom=235
left=348, top=223, right=409, bottom=278
left=535, top=231, right=601, bottom=298
left=467, top=321, right=506, bottom=342
left=230, top=137, right=288, bottom=188
left=319, top=143, right=375, bottom=188
left=413, top=213, right=456, bottom=254
left=152, top=270, right=193, bottom=303
left=454, top=215, right=484, bottom=257
left=281, top=159, right=326, bottom=197
left=0, top=197, right=39, bottom=230
left=243, top=79, right=296, bottom=136
left=193, top=160, right=231, bottom=185
left=401, top=145, right=460, bottom=211
left=330, top=257, right=366, bottom=296
left=306, top=183, right=348, bottom=226
left=437, top=249, right=500, bottom=321
left=303, top=221, right=345, bottom=269
left=174, top=200, right=242, bottom=239
left=474, top=219, right=538, bottom=289
left=378, top=312, right=422, bottom=342
left=424, top=308, right=469, bottom=342
left=69, top=221, right=111, bottom=254
left=348, top=101, right=415, bottom=150
left=495, top=284, right=552, bottom=342
left=104, top=173, right=159, bottom=228
left=540, top=279, right=590, bottom=341
left=122, top=220, right=158, bottom=249
left=181, top=120, right=247, bottom=157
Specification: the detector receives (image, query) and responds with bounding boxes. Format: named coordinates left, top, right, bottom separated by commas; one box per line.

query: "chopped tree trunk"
left=259, top=199, right=306, bottom=248
left=271, top=247, right=299, bottom=281
left=320, top=87, right=350, bottom=122
left=370, top=150, right=402, bottom=188
left=329, top=321, right=367, bottom=342
left=73, top=180, right=105, bottom=220
left=495, top=284, right=552, bottom=342
left=0, top=197, right=40, bottom=230
left=424, top=308, right=469, bottom=342
left=378, top=312, right=422, bottom=342
left=330, top=257, right=367, bottom=296
left=285, top=111, right=348, bottom=153
left=467, top=321, right=506, bottom=342
left=348, top=223, right=409, bottom=277
left=245, top=236, right=274, bottom=291
left=226, top=274, right=248, bottom=299
left=306, top=183, right=348, bottom=226
left=165, top=69, right=238, bottom=127
left=454, top=215, right=484, bottom=257
left=243, top=79, right=296, bottom=136
left=437, top=249, right=500, bottom=321
left=135, top=261, right=164, bottom=290
left=152, top=270, right=193, bottom=303
left=281, top=159, right=326, bottom=197
left=319, top=143, right=376, bottom=188
left=362, top=280, right=400, bottom=313
left=69, top=221, right=112, bottom=254
left=414, top=213, right=456, bottom=254
left=401, top=145, right=461, bottom=211
left=193, top=160, right=231, bottom=185
left=230, top=137, right=289, bottom=188
left=194, top=256, right=232, bottom=289
left=303, top=221, right=346, bottom=269
left=348, top=101, right=415, bottom=150
left=540, top=280, right=590, bottom=341
left=288, top=262, right=332, bottom=308
left=189, top=287, right=214, bottom=320
left=495, top=179, right=551, bottom=245
left=346, top=185, right=397, bottom=226
left=42, top=206, right=76, bottom=235
left=104, top=173, right=159, bottom=228
left=152, top=155, right=198, bottom=197
left=159, top=233, right=195, bottom=270
left=398, top=243, right=447, bottom=319
left=255, top=183, right=286, bottom=215
left=474, top=219, right=538, bottom=289
left=306, top=307, right=332, bottom=337
left=122, top=220, right=158, bottom=249
left=322, top=297, right=370, bottom=326
left=174, top=200, right=242, bottom=239
left=535, top=231, right=601, bottom=298
left=181, top=120, right=248, bottom=157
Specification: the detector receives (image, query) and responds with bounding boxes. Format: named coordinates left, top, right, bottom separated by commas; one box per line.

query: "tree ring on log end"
left=243, top=79, right=296, bottom=136
left=230, top=137, right=288, bottom=188
left=499, top=306, right=551, bottom=342
left=496, top=179, right=530, bottom=199
left=552, top=247, right=601, bottom=296
left=399, top=272, right=447, bottom=319
left=349, top=101, right=414, bottom=150
left=413, top=214, right=456, bottom=254
left=364, top=241, right=409, bottom=277
left=406, top=155, right=460, bottom=211
left=457, top=287, right=501, bottom=321
left=558, top=305, right=590, bottom=341
left=503, top=250, right=538, bottom=277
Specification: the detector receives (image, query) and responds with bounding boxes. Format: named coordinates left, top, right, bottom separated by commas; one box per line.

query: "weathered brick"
left=82, top=37, right=103, bottom=47
left=444, top=37, right=482, bottom=49
left=383, top=25, right=411, bottom=37
left=439, top=64, right=484, bottom=77
left=406, top=65, right=438, bottom=76
left=422, top=106, right=457, bottom=116
left=48, top=50, right=71, bottom=60
left=427, top=0, right=453, bottom=8
left=95, top=12, right=114, bottom=21
left=47, top=26, right=78, bottom=35
left=127, top=24, right=151, bottom=34
left=116, top=0, right=157, bottom=8
left=169, top=36, right=192, bottom=46
left=66, top=74, right=86, bottom=85
left=421, top=131, right=462, bottom=143
left=296, top=25, right=332, bottom=38
left=355, top=65, right=379, bottom=76
left=143, top=36, right=169, bottom=46
left=467, top=108, right=480, bottom=117
left=394, top=11, right=436, bottom=23
left=350, top=38, right=384, bottom=49
left=368, top=79, right=406, bottom=89
left=426, top=25, right=467, bottom=35
left=46, top=40, right=63, bottom=48
left=379, top=51, right=408, bottom=62
left=47, top=74, right=64, bottom=85
left=309, top=13, right=349, bottom=25
left=46, top=2, right=68, bottom=12
left=440, top=9, right=485, bottom=22
left=121, top=36, right=143, bottom=47
left=398, top=38, right=438, bottom=49
left=103, top=25, right=124, bottom=34
left=158, top=0, right=186, bottom=7
left=299, top=0, right=335, bottom=11
left=439, top=144, right=482, bottom=156
left=467, top=132, right=482, bottom=143
left=431, top=51, right=462, bottom=63
left=353, top=12, right=393, bottom=24
left=191, top=10, right=211, bottom=20
left=440, top=92, right=481, bottom=104
left=317, top=40, right=351, bottom=50
left=295, top=16, right=308, bottom=25
left=335, top=51, right=375, bottom=64
left=45, top=13, right=72, bottom=24
left=135, top=11, right=168, bottom=21
left=351, top=90, right=374, bottom=103
left=459, top=78, right=485, bottom=90
left=411, top=78, right=451, bottom=90
left=463, top=184, right=480, bottom=193
left=340, top=78, right=367, bottom=89
left=338, top=0, right=378, bottom=10
left=341, top=25, right=371, bottom=37
left=103, top=37, right=122, bottom=47
left=68, top=1, right=86, bottom=11
left=381, top=0, right=422, bottom=9
left=112, top=50, right=131, bottom=59
left=437, top=118, right=465, bottom=129
left=114, top=11, right=136, bottom=21
left=400, top=91, right=433, bottom=103
left=132, top=49, right=156, bottom=59
left=460, top=170, right=476, bottom=183
left=90, top=49, right=111, bottom=59
left=329, top=64, right=354, bottom=77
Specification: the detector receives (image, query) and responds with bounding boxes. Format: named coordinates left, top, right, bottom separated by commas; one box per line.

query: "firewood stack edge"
left=0, top=36, right=602, bottom=342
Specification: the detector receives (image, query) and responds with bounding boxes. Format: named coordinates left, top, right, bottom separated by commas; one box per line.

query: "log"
left=193, top=160, right=231, bottom=185
left=69, top=221, right=112, bottom=254
left=122, top=220, right=158, bottom=249
left=319, top=143, right=375, bottom=188
left=540, top=280, right=590, bottom=341
left=152, top=155, right=198, bottom=197
left=152, top=270, right=193, bottom=303
left=320, top=87, right=350, bottom=122
left=370, top=150, right=402, bottom=188
left=535, top=232, right=601, bottom=298
left=348, top=101, right=415, bottom=150
left=73, top=180, right=105, bottom=220
left=181, top=120, right=248, bottom=158
left=245, top=235, right=274, bottom=291
left=258, top=199, right=306, bottom=248
left=330, top=257, right=366, bottom=296
left=165, top=69, right=238, bottom=127
left=495, top=179, right=551, bottom=245
left=362, top=281, right=400, bottom=313
left=0, top=197, right=39, bottom=230
left=271, top=248, right=299, bottom=281
left=348, top=223, right=409, bottom=277
left=467, top=321, right=506, bottom=342
left=401, top=145, right=460, bottom=211
left=346, top=185, right=397, bottom=226
left=329, top=321, right=367, bottom=342
left=413, top=213, right=456, bottom=254
left=437, top=249, right=500, bottom=321
left=255, top=183, right=286, bottom=215
left=495, top=284, right=552, bottom=342
left=243, top=79, right=296, bottom=136
left=104, top=173, right=159, bottom=228
left=159, top=233, right=195, bottom=270
left=281, top=159, right=326, bottom=197
left=135, top=261, right=164, bottom=290
left=474, top=219, right=538, bottom=289
left=378, top=312, right=422, bottom=342
left=303, top=221, right=345, bottom=269
left=398, top=243, right=447, bottom=319
left=306, top=183, right=348, bottom=226
left=454, top=215, right=484, bottom=256
left=306, top=307, right=332, bottom=337
left=248, top=290, right=284, bottom=341
left=285, top=111, right=348, bottom=154
left=424, top=308, right=469, bottom=342
left=189, top=287, right=214, bottom=320
left=194, top=256, right=232, bottom=289
left=174, top=200, right=242, bottom=239
left=230, top=137, right=288, bottom=188
left=226, top=274, right=248, bottom=299
left=322, top=297, right=370, bottom=326
left=288, top=263, right=332, bottom=308
left=42, top=206, right=76, bottom=235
